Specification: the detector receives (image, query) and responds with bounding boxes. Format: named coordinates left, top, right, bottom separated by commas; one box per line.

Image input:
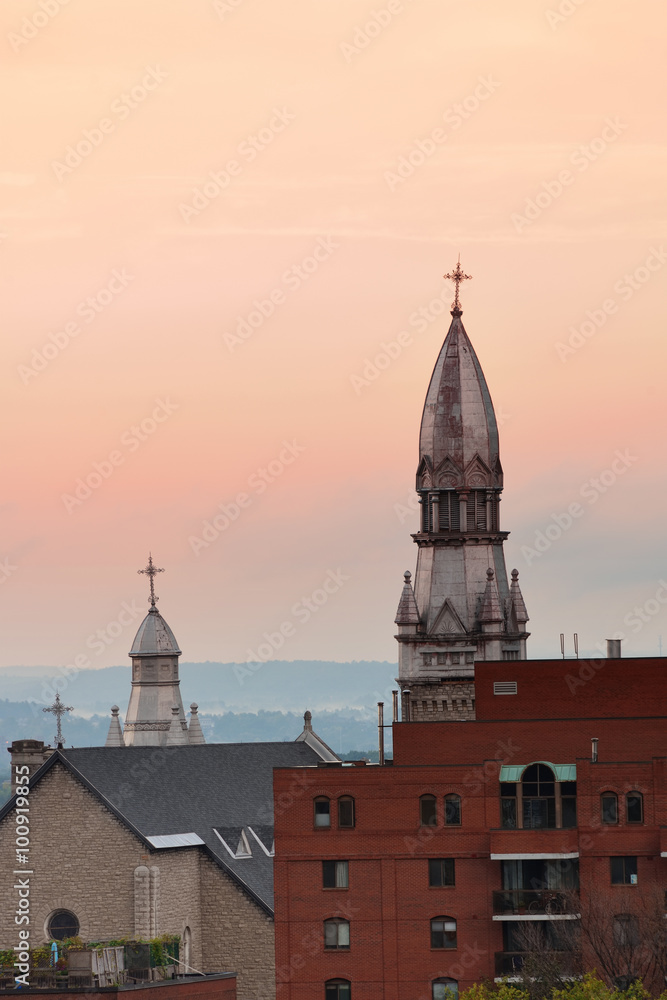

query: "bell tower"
left=122, top=555, right=191, bottom=746
left=395, top=262, right=529, bottom=721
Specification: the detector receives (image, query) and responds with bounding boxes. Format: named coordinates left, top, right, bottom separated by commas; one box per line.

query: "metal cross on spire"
left=443, top=256, right=472, bottom=314
left=43, top=692, right=73, bottom=748
left=138, top=553, right=165, bottom=608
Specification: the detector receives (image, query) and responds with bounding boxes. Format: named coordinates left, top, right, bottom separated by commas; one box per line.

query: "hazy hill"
left=0, top=660, right=398, bottom=717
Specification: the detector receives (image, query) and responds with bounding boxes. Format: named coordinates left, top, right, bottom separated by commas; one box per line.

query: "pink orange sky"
left=1, top=0, right=666, bottom=673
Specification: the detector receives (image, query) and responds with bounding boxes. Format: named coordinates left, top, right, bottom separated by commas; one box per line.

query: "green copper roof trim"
left=499, top=762, right=576, bottom=782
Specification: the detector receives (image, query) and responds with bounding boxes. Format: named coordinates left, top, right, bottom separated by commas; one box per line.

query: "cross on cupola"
left=138, top=553, right=165, bottom=608
left=443, top=256, right=472, bottom=315
left=43, top=692, right=73, bottom=748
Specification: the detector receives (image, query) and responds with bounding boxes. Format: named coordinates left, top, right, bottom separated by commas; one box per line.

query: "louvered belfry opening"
left=419, top=489, right=500, bottom=533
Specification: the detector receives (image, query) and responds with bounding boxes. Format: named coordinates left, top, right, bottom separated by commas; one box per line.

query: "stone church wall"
left=199, top=854, right=275, bottom=1000
left=0, top=763, right=140, bottom=946
left=0, top=765, right=202, bottom=968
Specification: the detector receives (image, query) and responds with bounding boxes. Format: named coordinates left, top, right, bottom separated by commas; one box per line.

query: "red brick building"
left=273, top=656, right=667, bottom=999
left=273, top=271, right=667, bottom=998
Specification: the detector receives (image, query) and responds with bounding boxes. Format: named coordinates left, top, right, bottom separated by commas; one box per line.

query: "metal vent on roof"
left=493, top=681, right=517, bottom=695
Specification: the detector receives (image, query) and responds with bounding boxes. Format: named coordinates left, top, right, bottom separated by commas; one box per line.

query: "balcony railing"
left=492, top=889, right=579, bottom=916
left=495, top=951, right=581, bottom=976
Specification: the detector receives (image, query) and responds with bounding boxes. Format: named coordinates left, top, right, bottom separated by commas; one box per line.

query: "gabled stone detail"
left=464, top=453, right=494, bottom=488
left=416, top=455, right=433, bottom=490
left=434, top=456, right=463, bottom=489
left=430, top=599, right=467, bottom=637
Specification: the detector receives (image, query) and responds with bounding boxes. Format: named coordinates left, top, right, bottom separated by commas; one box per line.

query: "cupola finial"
left=443, top=255, right=472, bottom=315
left=138, top=553, right=165, bottom=609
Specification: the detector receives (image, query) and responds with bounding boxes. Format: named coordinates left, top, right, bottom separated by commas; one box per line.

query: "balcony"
left=495, top=951, right=581, bottom=976
left=493, top=889, right=579, bottom=917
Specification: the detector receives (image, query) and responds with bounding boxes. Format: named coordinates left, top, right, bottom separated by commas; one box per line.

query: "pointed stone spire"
left=396, top=264, right=530, bottom=719
left=188, top=703, right=205, bottom=745
left=395, top=571, right=420, bottom=625
left=166, top=706, right=189, bottom=746
left=105, top=705, right=125, bottom=747
left=479, top=568, right=503, bottom=627
left=510, top=568, right=530, bottom=625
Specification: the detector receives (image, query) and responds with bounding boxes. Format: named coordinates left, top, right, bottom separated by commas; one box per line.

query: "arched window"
left=445, top=793, right=461, bottom=826
left=601, top=792, right=618, bottom=825
left=182, top=927, right=191, bottom=971
left=626, top=791, right=643, bottom=824
left=48, top=910, right=79, bottom=941
left=433, top=979, right=459, bottom=1000
left=338, top=796, right=355, bottom=828
left=325, top=980, right=351, bottom=999
left=430, top=916, right=457, bottom=949
left=420, top=794, right=437, bottom=827
left=314, top=797, right=331, bottom=828
left=324, top=918, right=350, bottom=950
left=522, top=764, right=556, bottom=829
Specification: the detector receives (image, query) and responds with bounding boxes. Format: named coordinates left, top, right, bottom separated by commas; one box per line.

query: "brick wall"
left=273, top=704, right=667, bottom=999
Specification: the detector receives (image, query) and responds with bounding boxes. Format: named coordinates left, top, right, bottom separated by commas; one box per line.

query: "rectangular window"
left=610, top=856, right=638, bottom=885
left=429, top=858, right=455, bottom=887
left=314, top=799, right=330, bottom=828
left=523, top=797, right=556, bottom=829
left=500, top=783, right=517, bottom=829
left=626, top=794, right=643, bottom=824
left=338, top=798, right=355, bottom=828
left=323, top=861, right=349, bottom=889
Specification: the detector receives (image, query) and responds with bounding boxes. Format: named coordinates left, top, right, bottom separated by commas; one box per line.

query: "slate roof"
left=2, top=742, right=321, bottom=915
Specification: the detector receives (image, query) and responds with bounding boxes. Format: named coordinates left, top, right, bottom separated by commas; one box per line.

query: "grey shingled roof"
left=55, top=743, right=321, bottom=913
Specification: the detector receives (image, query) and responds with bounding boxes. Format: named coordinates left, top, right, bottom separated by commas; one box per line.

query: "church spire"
left=396, top=263, right=529, bottom=721
left=123, top=557, right=190, bottom=747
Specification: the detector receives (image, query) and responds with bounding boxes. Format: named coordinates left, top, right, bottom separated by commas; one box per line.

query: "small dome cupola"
left=130, top=553, right=182, bottom=657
